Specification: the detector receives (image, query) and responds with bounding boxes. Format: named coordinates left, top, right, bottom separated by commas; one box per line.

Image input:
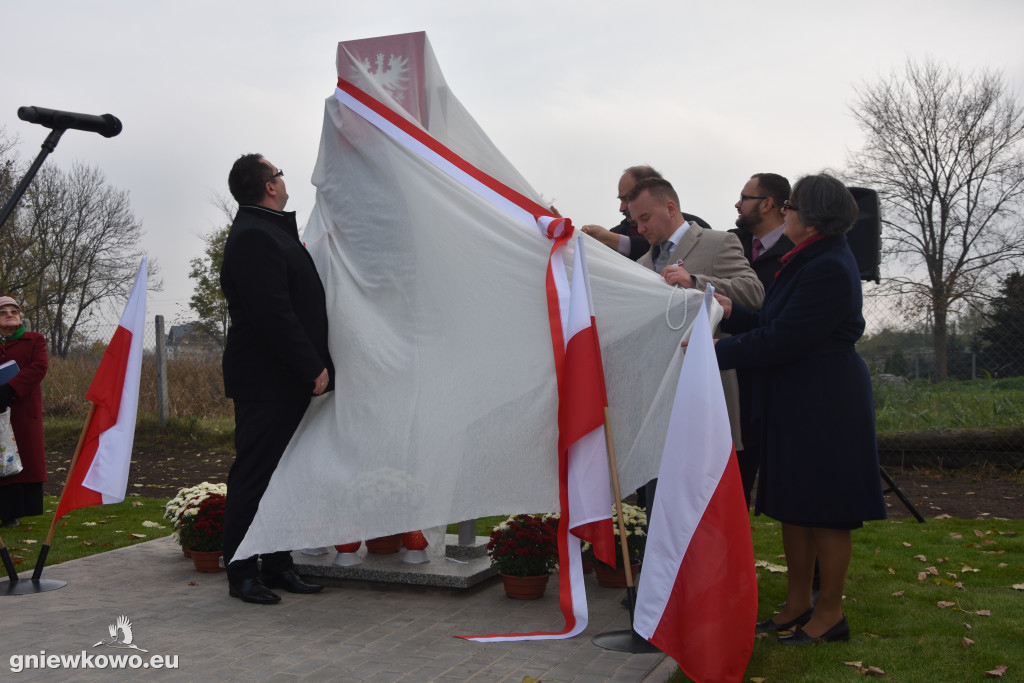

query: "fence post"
left=155, top=315, right=169, bottom=427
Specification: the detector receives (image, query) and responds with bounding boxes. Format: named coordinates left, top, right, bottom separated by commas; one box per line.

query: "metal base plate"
left=591, top=628, right=661, bottom=653
left=1, top=578, right=67, bottom=595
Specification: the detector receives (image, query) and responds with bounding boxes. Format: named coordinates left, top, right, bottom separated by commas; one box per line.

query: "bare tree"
left=17, top=162, right=158, bottom=355
left=847, top=60, right=1024, bottom=381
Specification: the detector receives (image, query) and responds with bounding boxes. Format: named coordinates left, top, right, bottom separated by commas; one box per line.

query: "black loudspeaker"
left=846, top=187, right=882, bottom=283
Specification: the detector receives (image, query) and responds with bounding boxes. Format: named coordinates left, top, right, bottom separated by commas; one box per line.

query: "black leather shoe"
left=755, top=606, right=814, bottom=634
left=262, top=570, right=324, bottom=594
left=778, top=615, right=850, bottom=645
left=229, top=577, right=281, bottom=604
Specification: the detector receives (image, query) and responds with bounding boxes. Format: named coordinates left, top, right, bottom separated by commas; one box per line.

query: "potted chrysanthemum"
left=487, top=513, right=559, bottom=599
left=178, top=492, right=227, bottom=572
left=164, top=482, right=227, bottom=557
left=593, top=503, right=647, bottom=587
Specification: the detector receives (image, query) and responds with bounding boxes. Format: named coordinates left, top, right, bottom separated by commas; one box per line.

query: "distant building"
left=166, top=323, right=221, bottom=360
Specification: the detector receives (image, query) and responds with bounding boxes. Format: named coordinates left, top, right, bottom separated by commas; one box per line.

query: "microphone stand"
left=0, top=127, right=66, bottom=233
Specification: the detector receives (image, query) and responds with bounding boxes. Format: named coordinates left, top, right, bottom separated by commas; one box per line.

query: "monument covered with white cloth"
left=234, top=32, right=714, bottom=561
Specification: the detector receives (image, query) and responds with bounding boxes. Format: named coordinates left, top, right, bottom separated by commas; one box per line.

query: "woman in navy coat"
left=715, top=174, right=886, bottom=645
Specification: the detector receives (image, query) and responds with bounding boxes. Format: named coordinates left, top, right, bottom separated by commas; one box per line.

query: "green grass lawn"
left=0, top=496, right=174, bottom=579
left=671, top=516, right=1023, bottom=682
left=874, top=376, right=1024, bottom=432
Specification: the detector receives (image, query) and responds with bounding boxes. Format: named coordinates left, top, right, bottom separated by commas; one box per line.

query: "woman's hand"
left=714, top=292, right=733, bottom=319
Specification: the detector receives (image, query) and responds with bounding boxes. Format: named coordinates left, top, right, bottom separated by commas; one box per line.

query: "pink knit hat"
left=0, top=296, right=20, bottom=310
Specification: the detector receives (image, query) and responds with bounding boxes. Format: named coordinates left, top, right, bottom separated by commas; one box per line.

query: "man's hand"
left=713, top=292, right=733, bottom=319
left=581, top=224, right=620, bottom=250
left=312, top=368, right=330, bottom=395
left=662, top=263, right=697, bottom=289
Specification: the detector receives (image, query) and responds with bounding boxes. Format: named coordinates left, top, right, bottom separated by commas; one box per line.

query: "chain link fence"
left=39, top=304, right=1024, bottom=468
left=42, top=318, right=231, bottom=422
left=859, top=287, right=1024, bottom=469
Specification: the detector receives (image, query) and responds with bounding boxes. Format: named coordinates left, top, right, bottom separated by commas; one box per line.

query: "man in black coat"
left=728, top=172, right=794, bottom=508
left=220, top=153, right=335, bottom=604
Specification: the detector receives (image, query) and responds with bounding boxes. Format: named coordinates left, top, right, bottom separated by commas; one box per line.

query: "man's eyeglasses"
left=782, top=200, right=799, bottom=212
left=738, top=194, right=766, bottom=203
left=270, top=169, right=284, bottom=179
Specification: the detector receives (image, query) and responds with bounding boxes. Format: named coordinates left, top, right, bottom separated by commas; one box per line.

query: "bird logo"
left=92, top=615, right=148, bottom=652
left=351, top=52, right=411, bottom=104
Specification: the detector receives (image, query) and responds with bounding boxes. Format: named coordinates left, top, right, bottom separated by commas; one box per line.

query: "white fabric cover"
left=234, top=32, right=715, bottom=560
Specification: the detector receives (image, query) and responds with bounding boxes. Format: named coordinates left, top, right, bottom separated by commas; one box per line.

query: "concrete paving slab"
left=1, top=536, right=675, bottom=681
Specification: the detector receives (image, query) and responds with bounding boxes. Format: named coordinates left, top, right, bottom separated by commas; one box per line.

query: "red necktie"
left=752, top=238, right=762, bottom=261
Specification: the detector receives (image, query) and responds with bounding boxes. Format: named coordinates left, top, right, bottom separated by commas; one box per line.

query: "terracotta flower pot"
left=365, top=534, right=402, bottom=554
left=500, top=573, right=550, bottom=600
left=191, top=550, right=225, bottom=573
left=594, top=561, right=641, bottom=588
left=182, top=544, right=192, bottom=559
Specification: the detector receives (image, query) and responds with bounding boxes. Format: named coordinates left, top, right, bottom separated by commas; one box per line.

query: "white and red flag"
left=561, top=234, right=615, bottom=568
left=55, top=258, right=147, bottom=520
left=633, top=288, right=757, bottom=682
left=461, top=233, right=616, bottom=642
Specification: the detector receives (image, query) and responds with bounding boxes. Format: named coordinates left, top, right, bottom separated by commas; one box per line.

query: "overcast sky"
left=2, top=0, right=1023, bottom=329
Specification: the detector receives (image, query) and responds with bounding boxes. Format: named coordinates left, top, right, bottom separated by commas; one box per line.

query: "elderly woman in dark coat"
left=0, top=296, right=49, bottom=527
left=714, top=174, right=886, bottom=645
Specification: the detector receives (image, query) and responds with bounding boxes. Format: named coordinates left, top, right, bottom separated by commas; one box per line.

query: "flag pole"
left=0, top=533, right=19, bottom=582
left=592, top=406, right=661, bottom=653
left=31, top=403, right=96, bottom=581
left=602, top=408, right=637, bottom=592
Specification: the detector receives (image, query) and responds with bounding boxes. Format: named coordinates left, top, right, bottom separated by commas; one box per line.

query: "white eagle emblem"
left=93, top=615, right=148, bottom=652
left=351, top=52, right=411, bottom=103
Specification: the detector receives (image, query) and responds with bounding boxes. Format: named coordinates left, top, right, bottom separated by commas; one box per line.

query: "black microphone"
left=17, top=106, right=122, bottom=138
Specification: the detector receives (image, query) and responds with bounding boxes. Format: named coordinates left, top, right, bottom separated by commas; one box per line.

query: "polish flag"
left=55, top=258, right=147, bottom=520
left=633, top=288, right=757, bottom=682
left=461, top=233, right=615, bottom=642
left=561, top=234, right=615, bottom=568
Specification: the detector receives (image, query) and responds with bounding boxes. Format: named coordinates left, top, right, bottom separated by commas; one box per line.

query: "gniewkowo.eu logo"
left=9, top=615, right=178, bottom=673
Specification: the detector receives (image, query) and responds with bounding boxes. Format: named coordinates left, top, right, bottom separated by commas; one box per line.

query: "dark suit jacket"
left=728, top=227, right=794, bottom=293
left=716, top=235, right=886, bottom=524
left=221, top=205, right=334, bottom=401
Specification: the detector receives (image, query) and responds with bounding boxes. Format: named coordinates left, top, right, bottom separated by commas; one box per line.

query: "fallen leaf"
left=129, top=533, right=146, bottom=539
left=187, top=581, right=197, bottom=586
left=975, top=610, right=991, bottom=617
left=998, top=563, right=1009, bottom=568
left=874, top=546, right=881, bottom=554
left=985, top=664, right=1007, bottom=677
left=902, top=542, right=912, bottom=547
left=23, top=539, right=37, bottom=544
left=913, top=554, right=928, bottom=562
left=131, top=501, right=144, bottom=507
left=962, top=637, right=974, bottom=646
left=934, top=513, right=952, bottom=519
left=973, top=530, right=986, bottom=537
left=81, top=521, right=97, bottom=526
left=954, top=582, right=965, bottom=590
left=1012, top=584, right=1024, bottom=591
left=961, top=565, right=981, bottom=573
left=927, top=566, right=939, bottom=576
left=965, top=623, right=972, bottom=629
left=750, top=679, right=766, bottom=683
left=862, top=666, right=885, bottom=676
left=937, top=601, right=956, bottom=608
left=892, top=590, right=905, bottom=597
left=917, top=571, right=928, bottom=581
left=888, top=567, right=896, bottom=575
left=141, top=521, right=165, bottom=529
left=947, top=572, right=959, bottom=579
left=845, top=661, right=864, bottom=668
left=11, top=555, right=24, bottom=564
